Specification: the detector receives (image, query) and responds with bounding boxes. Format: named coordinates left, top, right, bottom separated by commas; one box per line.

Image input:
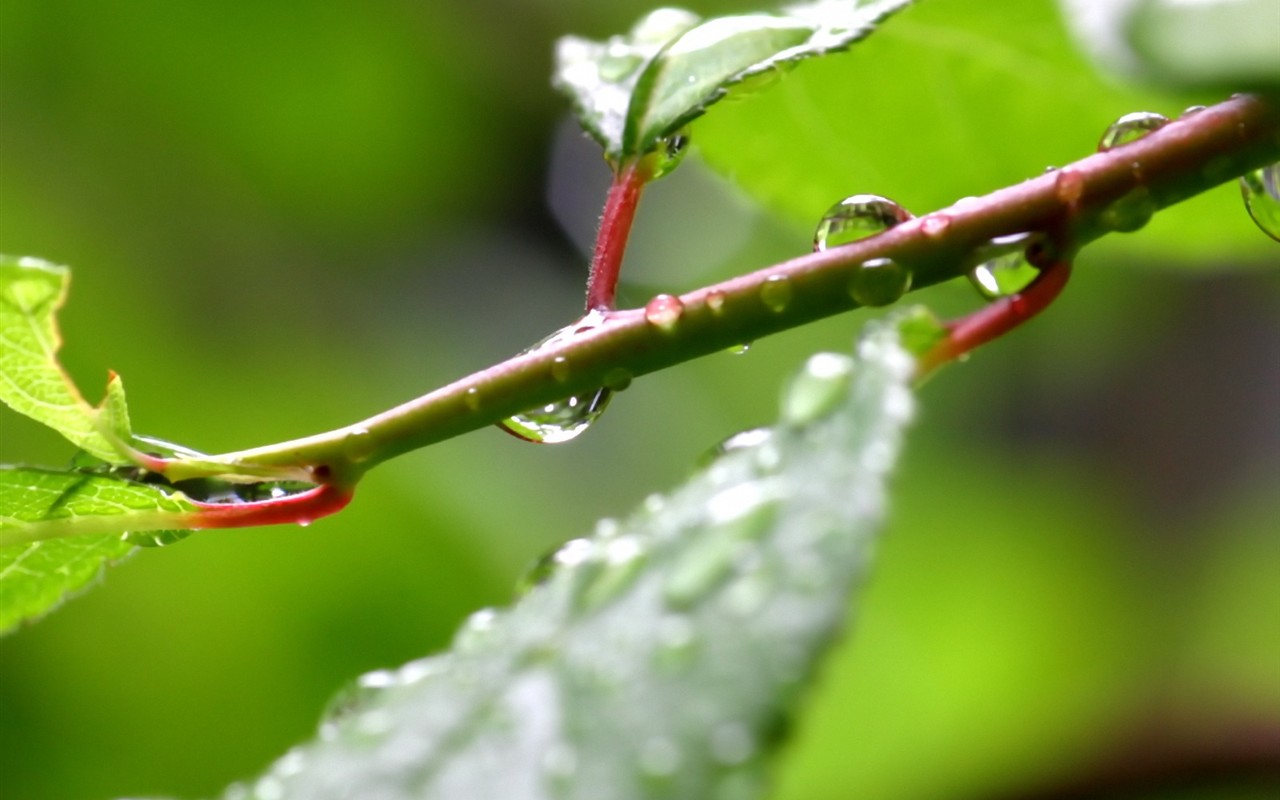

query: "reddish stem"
left=586, top=161, right=650, bottom=311
left=190, top=483, right=353, bottom=530
left=918, top=256, right=1073, bottom=376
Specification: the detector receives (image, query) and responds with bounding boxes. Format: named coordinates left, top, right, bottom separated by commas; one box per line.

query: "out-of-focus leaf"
left=0, top=256, right=131, bottom=462
left=1059, top=0, right=1280, bottom=90
left=696, top=0, right=1274, bottom=262
left=0, top=466, right=199, bottom=633
left=554, top=0, right=914, bottom=163
left=219, top=312, right=922, bottom=800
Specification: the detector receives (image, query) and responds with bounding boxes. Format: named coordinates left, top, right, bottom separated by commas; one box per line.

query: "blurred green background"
left=1, top=1, right=1276, bottom=798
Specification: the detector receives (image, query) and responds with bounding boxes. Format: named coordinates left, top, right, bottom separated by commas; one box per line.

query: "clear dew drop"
left=705, top=290, right=727, bottom=314
left=644, top=127, right=691, bottom=180
left=341, top=427, right=375, bottom=464
left=603, top=367, right=633, bottom=392
left=497, top=310, right=612, bottom=444
left=966, top=233, right=1041, bottom=300
left=124, top=529, right=193, bottom=548
left=759, top=274, right=793, bottom=312
left=848, top=257, right=911, bottom=308
left=781, top=352, right=854, bottom=426
left=517, top=537, right=595, bottom=595
left=725, top=342, right=751, bottom=355
left=1098, top=111, right=1169, bottom=151
left=1240, top=162, right=1280, bottom=242
left=813, top=193, right=913, bottom=251
left=919, top=213, right=951, bottom=238
left=645, top=293, right=685, bottom=330
left=464, top=387, right=481, bottom=411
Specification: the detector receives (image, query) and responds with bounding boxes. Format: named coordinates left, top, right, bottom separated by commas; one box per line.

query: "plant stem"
left=586, top=160, right=649, bottom=310
left=195, top=93, right=1280, bottom=483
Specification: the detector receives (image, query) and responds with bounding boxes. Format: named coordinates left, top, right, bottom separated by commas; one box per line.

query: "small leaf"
left=0, top=466, right=199, bottom=633
left=0, top=255, right=132, bottom=462
left=222, top=312, right=920, bottom=800
left=555, top=0, right=915, bottom=163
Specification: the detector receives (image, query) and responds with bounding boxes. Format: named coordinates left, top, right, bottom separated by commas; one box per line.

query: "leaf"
left=0, top=255, right=133, bottom=462
left=0, top=466, right=199, bottom=633
left=694, top=0, right=1275, bottom=263
left=219, top=311, right=921, bottom=800
left=554, top=0, right=915, bottom=163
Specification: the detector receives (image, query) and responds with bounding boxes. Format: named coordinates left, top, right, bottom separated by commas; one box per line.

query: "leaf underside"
left=221, top=312, right=923, bottom=800
left=554, top=0, right=915, bottom=162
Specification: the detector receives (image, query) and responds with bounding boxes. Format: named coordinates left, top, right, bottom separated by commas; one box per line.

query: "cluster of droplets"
left=498, top=310, right=614, bottom=444
left=812, top=194, right=914, bottom=308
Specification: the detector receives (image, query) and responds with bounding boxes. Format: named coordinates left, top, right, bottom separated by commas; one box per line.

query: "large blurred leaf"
left=0, top=256, right=132, bottom=462
left=0, top=466, right=199, bottom=632
left=695, top=0, right=1273, bottom=262
left=220, top=312, right=924, bottom=800
left=554, top=0, right=914, bottom=163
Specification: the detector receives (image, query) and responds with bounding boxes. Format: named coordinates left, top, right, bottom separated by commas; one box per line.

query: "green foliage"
left=554, top=0, right=913, bottom=163
left=0, top=256, right=134, bottom=462
left=0, top=467, right=197, bottom=632
left=225, top=313, right=921, bottom=800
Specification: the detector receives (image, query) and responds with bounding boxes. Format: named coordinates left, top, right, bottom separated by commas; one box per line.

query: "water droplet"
left=704, top=427, right=773, bottom=462
left=781, top=353, right=854, bottom=425
left=966, top=233, right=1041, bottom=300
left=464, top=387, right=481, bottom=411
left=759, top=274, right=792, bottom=312
left=644, top=127, right=691, bottom=180
left=341, top=427, right=375, bottom=464
left=1240, top=162, right=1280, bottom=241
left=603, top=367, right=633, bottom=392
left=498, top=310, right=613, bottom=444
left=813, top=194, right=912, bottom=251
left=577, top=536, right=648, bottom=610
left=644, top=293, right=685, bottom=330
left=453, top=608, right=501, bottom=653
left=919, top=213, right=951, bottom=238
left=1098, top=111, right=1169, bottom=151
left=705, top=290, right=727, bottom=314
left=848, top=257, right=910, bottom=307
left=124, top=529, right=193, bottom=548
left=638, top=736, right=682, bottom=779
left=517, top=538, right=595, bottom=594
left=710, top=722, right=756, bottom=765
left=550, top=356, right=571, bottom=383
left=1099, top=186, right=1156, bottom=233
left=1055, top=168, right=1085, bottom=207
left=725, top=342, right=751, bottom=355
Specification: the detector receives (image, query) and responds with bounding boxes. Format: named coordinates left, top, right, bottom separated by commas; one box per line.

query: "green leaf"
left=221, top=312, right=919, bottom=800
left=554, top=0, right=914, bottom=163
left=0, top=466, right=199, bottom=633
left=0, top=255, right=133, bottom=462
left=694, top=0, right=1275, bottom=262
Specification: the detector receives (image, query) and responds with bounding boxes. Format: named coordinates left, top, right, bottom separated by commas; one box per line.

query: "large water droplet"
left=848, top=257, right=911, bottom=307
left=759, top=274, right=792, bottom=312
left=725, top=342, right=751, bottom=355
left=1240, top=162, right=1280, bottom=241
left=966, top=233, right=1040, bottom=300
left=813, top=194, right=912, bottom=251
left=645, top=293, right=685, bottom=330
left=781, top=353, right=854, bottom=425
left=498, top=310, right=612, bottom=444
left=1098, top=111, right=1169, bottom=151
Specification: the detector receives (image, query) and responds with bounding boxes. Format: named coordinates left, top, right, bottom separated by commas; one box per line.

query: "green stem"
left=194, top=93, right=1280, bottom=484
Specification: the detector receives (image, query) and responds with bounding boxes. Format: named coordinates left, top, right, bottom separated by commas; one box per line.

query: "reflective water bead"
left=759, top=274, right=792, bottom=312
left=813, top=194, right=912, bottom=251
left=1100, top=186, right=1156, bottom=233
left=645, top=127, right=691, bottom=180
left=848, top=257, right=910, bottom=307
left=644, top=293, right=685, bottom=330
left=967, top=234, right=1041, bottom=300
left=498, top=388, right=613, bottom=444
left=602, top=367, right=633, bottom=392
left=341, top=427, right=375, bottom=464
left=725, top=342, right=751, bottom=355
left=705, top=289, right=727, bottom=314
left=124, top=529, right=193, bottom=548
left=497, top=310, right=613, bottom=444
left=1098, top=111, right=1169, bottom=151
left=1240, top=162, right=1280, bottom=241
